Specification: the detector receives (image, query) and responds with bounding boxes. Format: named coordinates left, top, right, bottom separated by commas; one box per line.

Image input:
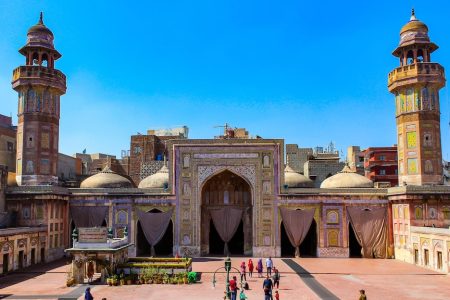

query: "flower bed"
left=118, top=257, right=192, bottom=272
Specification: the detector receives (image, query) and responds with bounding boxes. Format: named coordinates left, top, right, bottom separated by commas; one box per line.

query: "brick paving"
left=0, top=258, right=449, bottom=300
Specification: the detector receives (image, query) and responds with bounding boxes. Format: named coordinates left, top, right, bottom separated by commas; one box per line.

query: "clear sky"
left=0, top=1, right=449, bottom=159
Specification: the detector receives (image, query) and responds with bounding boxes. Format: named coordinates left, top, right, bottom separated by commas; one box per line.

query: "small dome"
left=22, top=12, right=58, bottom=53
left=80, top=166, right=132, bottom=188
left=320, top=165, right=373, bottom=188
left=400, top=10, right=428, bottom=35
left=138, top=165, right=169, bottom=189
left=284, top=165, right=314, bottom=188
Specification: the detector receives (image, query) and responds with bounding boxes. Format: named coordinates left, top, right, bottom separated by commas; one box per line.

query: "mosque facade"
left=1, top=10, right=450, bottom=276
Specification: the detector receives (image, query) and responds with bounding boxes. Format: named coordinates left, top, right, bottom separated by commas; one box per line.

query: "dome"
left=320, top=165, right=373, bottom=189
left=20, top=12, right=59, bottom=55
left=284, top=165, right=314, bottom=188
left=400, top=10, right=428, bottom=35
left=80, top=166, right=132, bottom=188
left=138, top=165, right=169, bottom=189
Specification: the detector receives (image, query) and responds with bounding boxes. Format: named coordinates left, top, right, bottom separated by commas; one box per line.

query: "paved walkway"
left=0, top=257, right=449, bottom=300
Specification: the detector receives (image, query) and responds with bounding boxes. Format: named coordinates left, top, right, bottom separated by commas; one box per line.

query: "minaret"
left=11, top=13, right=66, bottom=186
left=388, top=9, right=446, bottom=186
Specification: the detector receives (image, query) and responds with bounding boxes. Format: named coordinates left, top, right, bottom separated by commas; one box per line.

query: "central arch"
left=200, top=170, right=252, bottom=256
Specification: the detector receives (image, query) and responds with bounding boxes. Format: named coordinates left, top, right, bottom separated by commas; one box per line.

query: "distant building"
left=0, top=114, right=16, bottom=173
left=129, top=129, right=187, bottom=186
left=304, top=152, right=344, bottom=188
left=347, top=146, right=365, bottom=175
left=285, top=144, right=313, bottom=174
left=287, top=143, right=344, bottom=187
left=362, top=146, right=398, bottom=187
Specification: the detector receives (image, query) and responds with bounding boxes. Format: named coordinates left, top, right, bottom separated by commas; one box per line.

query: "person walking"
left=257, top=258, right=263, bottom=278
left=266, top=257, right=273, bottom=277
left=247, top=259, right=254, bottom=278
left=263, top=275, right=274, bottom=300
left=272, top=267, right=280, bottom=289
left=240, top=261, right=247, bottom=282
left=229, top=275, right=238, bottom=300
left=84, top=287, right=94, bottom=300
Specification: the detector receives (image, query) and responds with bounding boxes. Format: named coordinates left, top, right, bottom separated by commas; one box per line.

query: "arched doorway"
left=201, top=170, right=252, bottom=256
left=280, top=213, right=317, bottom=257
left=348, top=222, right=362, bottom=258
left=300, top=219, right=317, bottom=257
left=136, top=209, right=173, bottom=256
left=280, top=221, right=295, bottom=257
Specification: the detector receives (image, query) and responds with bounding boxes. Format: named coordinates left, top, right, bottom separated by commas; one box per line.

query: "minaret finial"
left=410, top=8, right=416, bottom=21
left=39, top=12, right=43, bottom=24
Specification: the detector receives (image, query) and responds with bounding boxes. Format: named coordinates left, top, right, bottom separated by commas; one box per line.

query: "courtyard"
left=0, top=258, right=449, bottom=300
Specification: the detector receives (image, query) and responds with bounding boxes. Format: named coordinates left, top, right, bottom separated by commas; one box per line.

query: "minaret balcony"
left=11, top=65, right=66, bottom=93
left=388, top=62, right=446, bottom=91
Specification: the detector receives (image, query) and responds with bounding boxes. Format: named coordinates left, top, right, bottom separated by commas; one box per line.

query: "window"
left=54, top=235, right=58, bottom=249
left=442, top=208, right=450, bottom=220
left=414, top=249, right=419, bottom=264
left=22, top=207, right=30, bottom=219
left=437, top=251, right=442, bottom=269
left=424, top=249, right=429, bottom=266
left=50, top=223, right=53, bottom=231
left=379, top=169, right=386, bottom=175
left=379, top=155, right=386, bottom=161
left=7, top=141, right=13, bottom=152
left=134, top=146, right=141, bottom=154
left=60, top=233, right=63, bottom=247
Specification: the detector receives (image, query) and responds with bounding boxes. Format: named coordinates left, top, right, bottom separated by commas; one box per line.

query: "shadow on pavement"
left=0, top=258, right=69, bottom=290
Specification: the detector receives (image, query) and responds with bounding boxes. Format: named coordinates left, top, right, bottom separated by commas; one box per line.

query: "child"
left=239, top=290, right=248, bottom=300
left=274, top=290, right=280, bottom=300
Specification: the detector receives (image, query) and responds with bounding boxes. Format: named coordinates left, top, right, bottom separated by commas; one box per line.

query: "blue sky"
left=1, top=1, right=449, bottom=159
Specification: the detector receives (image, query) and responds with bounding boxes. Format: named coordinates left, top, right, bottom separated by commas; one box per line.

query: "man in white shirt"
left=265, top=257, right=273, bottom=276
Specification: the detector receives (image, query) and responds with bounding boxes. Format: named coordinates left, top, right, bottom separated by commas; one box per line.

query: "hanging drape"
left=209, top=207, right=243, bottom=256
left=70, top=206, right=108, bottom=228
left=136, top=209, right=173, bottom=257
left=279, top=207, right=315, bottom=257
left=347, top=206, right=388, bottom=258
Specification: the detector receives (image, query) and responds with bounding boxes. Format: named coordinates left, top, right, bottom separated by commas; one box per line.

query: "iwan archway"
left=200, top=170, right=252, bottom=256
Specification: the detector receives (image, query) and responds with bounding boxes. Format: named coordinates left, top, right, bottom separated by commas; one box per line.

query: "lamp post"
left=224, top=256, right=231, bottom=299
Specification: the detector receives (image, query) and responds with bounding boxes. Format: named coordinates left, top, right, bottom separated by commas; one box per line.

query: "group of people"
left=228, top=257, right=280, bottom=300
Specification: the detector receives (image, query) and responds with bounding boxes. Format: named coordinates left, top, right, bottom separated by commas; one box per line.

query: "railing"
left=12, top=65, right=66, bottom=86
left=388, top=62, right=445, bottom=85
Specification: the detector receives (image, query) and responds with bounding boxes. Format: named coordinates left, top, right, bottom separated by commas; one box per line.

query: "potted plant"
left=163, top=273, right=169, bottom=284
left=126, top=275, right=132, bottom=285
left=106, top=277, right=112, bottom=286
left=112, top=275, right=118, bottom=286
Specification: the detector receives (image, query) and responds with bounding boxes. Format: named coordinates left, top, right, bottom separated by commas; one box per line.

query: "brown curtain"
left=136, top=209, right=173, bottom=257
left=70, top=206, right=108, bottom=228
left=209, top=207, right=243, bottom=256
left=280, top=207, right=315, bottom=257
left=347, top=207, right=388, bottom=258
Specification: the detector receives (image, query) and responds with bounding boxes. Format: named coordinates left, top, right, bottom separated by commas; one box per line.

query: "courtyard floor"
left=0, top=257, right=449, bottom=300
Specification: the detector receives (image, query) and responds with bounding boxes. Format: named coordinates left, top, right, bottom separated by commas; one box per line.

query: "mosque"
left=1, top=10, right=450, bottom=276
